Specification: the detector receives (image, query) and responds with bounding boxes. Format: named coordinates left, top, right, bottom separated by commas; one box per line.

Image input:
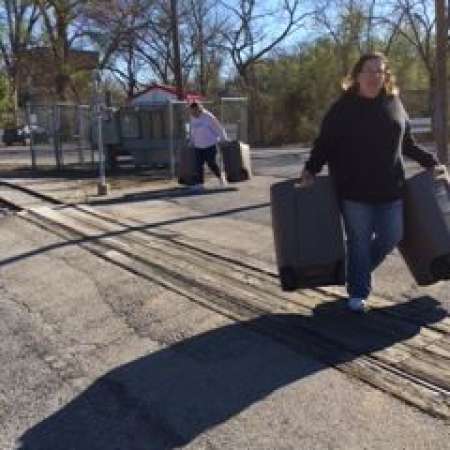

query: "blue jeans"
left=341, top=199, right=403, bottom=299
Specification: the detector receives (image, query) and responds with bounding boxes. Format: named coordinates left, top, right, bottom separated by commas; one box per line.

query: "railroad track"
left=0, top=182, right=449, bottom=420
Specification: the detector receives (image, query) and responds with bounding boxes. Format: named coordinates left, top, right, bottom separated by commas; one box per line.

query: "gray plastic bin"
left=399, top=171, right=450, bottom=285
left=271, top=176, right=346, bottom=290
left=177, top=146, right=199, bottom=186
left=220, top=141, right=252, bottom=182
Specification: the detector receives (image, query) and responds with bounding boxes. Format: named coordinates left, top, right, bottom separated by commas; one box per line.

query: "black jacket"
left=304, top=92, right=438, bottom=203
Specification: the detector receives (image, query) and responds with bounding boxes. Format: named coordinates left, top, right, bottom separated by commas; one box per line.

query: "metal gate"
left=26, top=104, right=96, bottom=171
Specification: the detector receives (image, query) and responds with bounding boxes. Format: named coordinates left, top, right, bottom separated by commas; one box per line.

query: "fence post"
left=169, top=101, right=176, bottom=179
left=90, top=106, right=95, bottom=168
left=52, top=105, right=60, bottom=170
left=97, top=106, right=108, bottom=194
left=435, top=0, right=448, bottom=164
left=93, top=70, right=108, bottom=195
left=26, top=103, right=36, bottom=171
left=77, top=105, right=85, bottom=164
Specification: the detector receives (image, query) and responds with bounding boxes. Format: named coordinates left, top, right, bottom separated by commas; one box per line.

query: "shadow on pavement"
left=88, top=185, right=239, bottom=206
left=0, top=165, right=171, bottom=179
left=0, top=203, right=270, bottom=267
left=17, top=297, right=446, bottom=450
left=0, top=202, right=270, bottom=268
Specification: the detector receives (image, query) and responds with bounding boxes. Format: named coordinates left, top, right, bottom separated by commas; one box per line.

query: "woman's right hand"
left=297, top=168, right=315, bottom=188
left=431, top=164, right=449, bottom=186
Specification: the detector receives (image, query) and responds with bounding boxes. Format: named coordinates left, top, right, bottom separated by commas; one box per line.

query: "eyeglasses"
left=360, top=70, right=386, bottom=76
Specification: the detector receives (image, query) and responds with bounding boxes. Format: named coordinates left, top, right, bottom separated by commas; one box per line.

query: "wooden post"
left=435, top=0, right=448, bottom=164
left=170, top=0, right=183, bottom=100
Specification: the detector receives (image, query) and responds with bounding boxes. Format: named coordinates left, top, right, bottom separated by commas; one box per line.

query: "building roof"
left=130, top=84, right=205, bottom=102
left=18, top=47, right=99, bottom=71
left=16, top=47, right=99, bottom=105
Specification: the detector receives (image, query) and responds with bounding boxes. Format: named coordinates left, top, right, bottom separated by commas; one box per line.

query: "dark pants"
left=195, top=145, right=221, bottom=184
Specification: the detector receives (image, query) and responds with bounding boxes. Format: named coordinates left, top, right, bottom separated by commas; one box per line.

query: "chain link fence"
left=220, top=97, right=248, bottom=143
left=104, top=97, right=248, bottom=178
left=0, top=97, right=248, bottom=176
left=26, top=104, right=96, bottom=171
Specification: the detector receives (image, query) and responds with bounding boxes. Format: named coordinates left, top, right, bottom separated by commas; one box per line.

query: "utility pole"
left=170, top=0, right=183, bottom=100
left=92, top=70, right=109, bottom=195
left=435, top=0, right=448, bottom=164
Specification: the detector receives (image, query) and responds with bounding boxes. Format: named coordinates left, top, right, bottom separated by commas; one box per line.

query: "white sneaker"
left=219, top=173, right=228, bottom=186
left=190, top=183, right=204, bottom=192
left=347, top=297, right=366, bottom=312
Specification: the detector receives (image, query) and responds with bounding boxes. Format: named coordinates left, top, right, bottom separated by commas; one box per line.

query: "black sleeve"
left=304, top=100, right=341, bottom=175
left=402, top=120, right=438, bottom=168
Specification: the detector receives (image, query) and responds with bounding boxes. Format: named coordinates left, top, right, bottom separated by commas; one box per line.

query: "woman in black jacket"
left=300, top=52, right=448, bottom=311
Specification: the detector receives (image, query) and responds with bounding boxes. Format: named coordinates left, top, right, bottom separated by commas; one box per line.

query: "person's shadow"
left=17, top=296, right=446, bottom=450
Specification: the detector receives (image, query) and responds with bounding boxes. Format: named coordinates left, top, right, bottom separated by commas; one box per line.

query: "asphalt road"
left=86, top=145, right=450, bottom=313
left=0, top=145, right=449, bottom=449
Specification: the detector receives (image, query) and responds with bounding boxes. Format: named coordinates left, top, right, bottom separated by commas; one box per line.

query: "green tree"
left=0, top=0, right=40, bottom=121
left=0, top=71, right=15, bottom=125
left=247, top=38, right=343, bottom=144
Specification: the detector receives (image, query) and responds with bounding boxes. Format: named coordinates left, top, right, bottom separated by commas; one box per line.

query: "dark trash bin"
left=399, top=170, right=450, bottom=285
left=271, top=176, right=346, bottom=290
left=219, top=140, right=252, bottom=182
left=177, top=146, right=200, bottom=186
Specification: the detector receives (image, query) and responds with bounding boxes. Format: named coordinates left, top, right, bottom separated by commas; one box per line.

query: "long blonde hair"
left=342, top=52, right=399, bottom=96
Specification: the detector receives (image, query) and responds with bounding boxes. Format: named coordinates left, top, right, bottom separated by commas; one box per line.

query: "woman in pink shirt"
left=189, top=102, right=228, bottom=189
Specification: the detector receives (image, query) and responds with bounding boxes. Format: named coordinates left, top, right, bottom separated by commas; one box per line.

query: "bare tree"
left=128, top=2, right=180, bottom=87
left=376, top=1, right=443, bottom=141
left=82, top=0, right=156, bottom=71
left=361, top=0, right=405, bottom=54
left=314, top=1, right=403, bottom=75
left=103, top=36, right=148, bottom=98
left=215, top=0, right=314, bottom=143
left=35, top=0, right=88, bottom=100
left=379, top=1, right=435, bottom=73
left=314, top=0, right=366, bottom=75
left=365, top=0, right=382, bottom=51
left=94, top=0, right=189, bottom=96
left=168, top=0, right=183, bottom=98
left=187, top=0, right=226, bottom=95
left=34, top=0, right=154, bottom=100
left=135, top=20, right=173, bottom=84
left=82, top=0, right=156, bottom=98
left=128, top=0, right=223, bottom=94
left=219, top=0, right=315, bottom=86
